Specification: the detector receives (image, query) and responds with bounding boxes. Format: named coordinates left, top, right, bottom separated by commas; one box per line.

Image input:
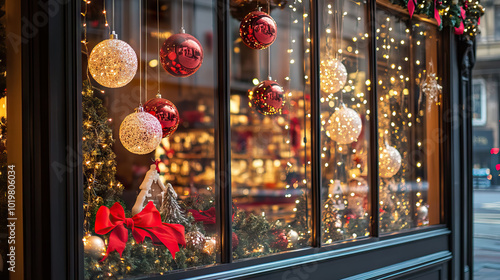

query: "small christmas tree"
left=160, top=182, right=189, bottom=225
left=82, top=81, right=123, bottom=233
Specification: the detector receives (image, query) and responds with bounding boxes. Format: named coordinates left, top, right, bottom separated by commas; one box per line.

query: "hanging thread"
left=139, top=0, right=142, bottom=106
left=267, top=0, right=271, bottom=80
left=157, top=0, right=161, bottom=94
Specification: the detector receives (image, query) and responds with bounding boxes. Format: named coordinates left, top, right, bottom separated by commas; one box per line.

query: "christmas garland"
left=389, top=0, right=484, bottom=40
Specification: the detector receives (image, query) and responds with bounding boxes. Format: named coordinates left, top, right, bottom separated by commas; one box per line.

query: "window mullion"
left=310, top=0, right=322, bottom=248
left=215, top=0, right=232, bottom=263
left=368, top=0, right=380, bottom=238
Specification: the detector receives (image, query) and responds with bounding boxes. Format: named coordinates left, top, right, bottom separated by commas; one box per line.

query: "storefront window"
left=319, top=0, right=371, bottom=243
left=229, top=0, right=312, bottom=259
left=376, top=8, right=441, bottom=233
left=82, top=0, right=217, bottom=277
left=79, top=0, right=446, bottom=278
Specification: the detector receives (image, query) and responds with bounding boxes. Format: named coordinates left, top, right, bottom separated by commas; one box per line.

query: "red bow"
left=95, top=202, right=186, bottom=262
left=188, top=207, right=216, bottom=224
left=454, top=7, right=466, bottom=35
left=408, top=0, right=416, bottom=18
left=154, top=159, right=161, bottom=173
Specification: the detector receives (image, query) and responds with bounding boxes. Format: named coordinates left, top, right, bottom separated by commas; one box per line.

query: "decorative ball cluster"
left=327, top=104, right=362, bottom=144
left=160, top=32, right=204, bottom=77
left=320, top=58, right=347, bottom=96
left=240, top=11, right=277, bottom=50
left=185, top=230, right=206, bottom=251
left=144, top=95, right=180, bottom=138
left=89, top=38, right=138, bottom=88
left=119, top=108, right=163, bottom=155
left=248, top=80, right=285, bottom=115
left=379, top=145, right=402, bottom=178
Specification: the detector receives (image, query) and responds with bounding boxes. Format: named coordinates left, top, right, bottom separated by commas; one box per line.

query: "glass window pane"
left=319, top=0, right=372, bottom=244
left=83, top=0, right=217, bottom=277
left=376, top=8, right=442, bottom=233
left=229, top=1, right=312, bottom=259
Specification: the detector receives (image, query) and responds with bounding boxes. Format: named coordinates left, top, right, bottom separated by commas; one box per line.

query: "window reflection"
left=230, top=0, right=312, bottom=259
left=376, top=8, right=441, bottom=233
left=320, top=0, right=371, bottom=244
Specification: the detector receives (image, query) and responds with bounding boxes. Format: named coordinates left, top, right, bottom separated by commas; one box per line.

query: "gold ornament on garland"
left=379, top=144, right=402, bottom=178
left=202, top=237, right=216, bottom=255
left=88, top=32, right=138, bottom=88
left=119, top=107, right=163, bottom=155
left=83, top=235, right=106, bottom=260
left=320, top=58, right=348, bottom=96
left=327, top=103, right=362, bottom=144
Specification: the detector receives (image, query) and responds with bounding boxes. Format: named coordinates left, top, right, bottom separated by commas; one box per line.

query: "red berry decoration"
left=160, top=31, right=203, bottom=77
left=239, top=11, right=277, bottom=50
left=270, top=230, right=288, bottom=250
left=248, top=80, right=284, bottom=115
left=232, top=232, right=239, bottom=250
left=144, top=94, right=180, bottom=138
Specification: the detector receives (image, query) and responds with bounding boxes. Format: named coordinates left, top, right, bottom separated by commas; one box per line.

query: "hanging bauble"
left=232, top=232, right=239, bottom=250
left=320, top=58, right=347, bottom=96
left=83, top=235, right=105, bottom=260
left=270, top=230, right=288, bottom=250
left=248, top=79, right=284, bottom=115
left=185, top=230, right=206, bottom=251
left=379, top=144, right=402, bottom=178
left=202, top=237, right=216, bottom=255
left=327, top=103, right=362, bottom=144
left=287, top=230, right=299, bottom=244
left=119, top=107, right=163, bottom=155
left=417, top=205, right=428, bottom=219
left=88, top=32, right=138, bottom=88
left=239, top=10, right=277, bottom=50
left=144, top=94, right=180, bottom=138
left=160, top=29, right=203, bottom=77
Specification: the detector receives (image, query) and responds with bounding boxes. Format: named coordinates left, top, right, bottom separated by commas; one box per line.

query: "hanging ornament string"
left=112, top=0, right=115, bottom=32
left=139, top=0, right=142, bottom=106
left=145, top=1, right=147, bottom=97
left=267, top=0, right=271, bottom=80
left=157, top=0, right=161, bottom=94
left=181, top=0, right=185, bottom=32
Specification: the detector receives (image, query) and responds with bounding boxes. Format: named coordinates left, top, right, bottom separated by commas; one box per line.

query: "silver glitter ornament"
left=379, top=144, right=402, bottom=178
left=119, top=107, right=163, bottom=155
left=327, top=103, right=362, bottom=144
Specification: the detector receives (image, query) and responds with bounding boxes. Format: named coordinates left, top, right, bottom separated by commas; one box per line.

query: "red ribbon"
left=188, top=207, right=216, bottom=224
left=434, top=0, right=441, bottom=27
left=408, top=0, right=416, bottom=18
left=95, top=202, right=186, bottom=261
left=454, top=7, right=466, bottom=35
left=154, top=159, right=161, bottom=173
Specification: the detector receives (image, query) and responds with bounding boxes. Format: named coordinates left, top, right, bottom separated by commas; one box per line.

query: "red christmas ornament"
left=160, top=30, right=203, bottom=77
left=270, top=230, right=288, bottom=250
left=249, top=79, right=284, bottom=115
left=144, top=95, right=180, bottom=138
left=239, top=11, right=277, bottom=50
left=232, top=232, right=239, bottom=250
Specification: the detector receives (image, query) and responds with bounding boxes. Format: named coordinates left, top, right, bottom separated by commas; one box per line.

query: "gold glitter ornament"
left=327, top=103, right=362, bottom=144
left=202, top=237, right=216, bottom=255
left=320, top=58, right=347, bottom=96
left=379, top=144, right=402, bottom=178
left=119, top=107, right=163, bottom=155
left=83, top=235, right=105, bottom=260
left=89, top=32, right=138, bottom=88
